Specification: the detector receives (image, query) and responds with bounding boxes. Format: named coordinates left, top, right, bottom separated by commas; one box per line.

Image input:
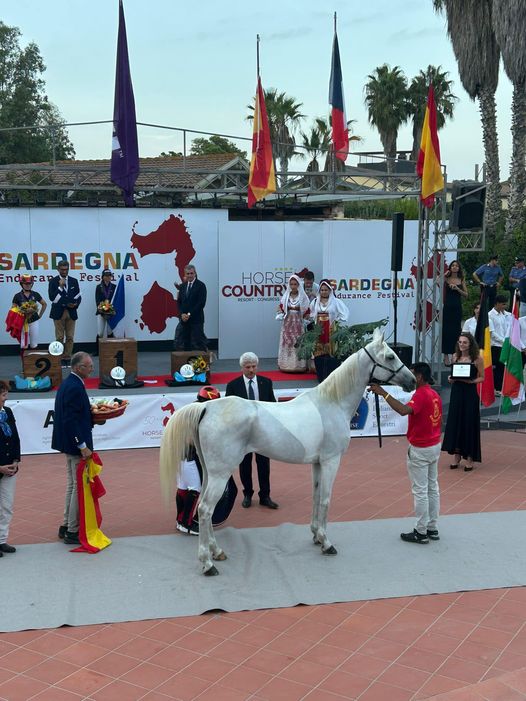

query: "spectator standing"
left=12, top=274, right=47, bottom=350
left=51, top=352, right=94, bottom=545
left=473, top=254, right=503, bottom=309
left=489, top=295, right=512, bottom=393
left=276, top=274, right=310, bottom=373
left=0, top=380, right=20, bottom=556
left=303, top=271, right=319, bottom=302
left=441, top=260, right=468, bottom=365
left=174, top=265, right=207, bottom=351
left=48, top=261, right=81, bottom=365
left=225, top=352, right=279, bottom=510
left=509, top=256, right=526, bottom=293
left=369, top=363, right=442, bottom=544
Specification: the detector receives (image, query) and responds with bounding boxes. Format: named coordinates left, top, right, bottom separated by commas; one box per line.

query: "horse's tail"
left=159, top=402, right=206, bottom=505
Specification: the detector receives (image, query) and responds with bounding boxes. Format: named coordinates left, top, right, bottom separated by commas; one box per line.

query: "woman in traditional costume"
left=276, top=274, right=310, bottom=372
left=308, top=279, right=349, bottom=382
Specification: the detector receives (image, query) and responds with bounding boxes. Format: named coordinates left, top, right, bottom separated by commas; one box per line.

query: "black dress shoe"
left=0, top=543, right=16, bottom=553
left=58, top=525, right=67, bottom=539
left=242, top=496, right=252, bottom=508
left=259, top=497, right=279, bottom=509
left=63, top=531, right=80, bottom=545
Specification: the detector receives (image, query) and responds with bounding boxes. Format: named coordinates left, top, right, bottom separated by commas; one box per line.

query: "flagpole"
left=334, top=11, right=337, bottom=32
left=332, top=13, right=337, bottom=192
left=256, top=34, right=260, bottom=78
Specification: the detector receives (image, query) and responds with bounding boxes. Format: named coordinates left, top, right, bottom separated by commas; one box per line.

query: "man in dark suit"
left=51, top=352, right=94, bottom=545
left=48, top=261, right=82, bottom=363
left=174, top=264, right=207, bottom=351
left=225, top=352, right=279, bottom=509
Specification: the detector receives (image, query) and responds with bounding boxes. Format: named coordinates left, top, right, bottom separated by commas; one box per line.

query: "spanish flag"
left=474, top=288, right=495, bottom=407
left=247, top=76, right=276, bottom=208
left=72, top=453, right=112, bottom=553
left=416, top=84, right=444, bottom=208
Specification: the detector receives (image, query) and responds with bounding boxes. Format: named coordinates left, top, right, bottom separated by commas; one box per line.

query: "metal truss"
left=414, top=180, right=485, bottom=378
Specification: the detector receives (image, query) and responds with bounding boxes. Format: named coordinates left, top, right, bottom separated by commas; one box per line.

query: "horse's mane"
left=317, top=347, right=364, bottom=403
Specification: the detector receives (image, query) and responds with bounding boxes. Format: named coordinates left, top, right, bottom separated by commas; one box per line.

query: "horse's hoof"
left=204, top=565, right=219, bottom=576
left=322, top=545, right=338, bottom=555
left=213, top=551, right=227, bottom=561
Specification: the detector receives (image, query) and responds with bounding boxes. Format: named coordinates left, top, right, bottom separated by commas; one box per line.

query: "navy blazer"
left=177, top=278, right=207, bottom=324
left=48, top=274, right=82, bottom=321
left=51, top=373, right=93, bottom=455
left=225, top=374, right=276, bottom=403
left=0, top=406, right=21, bottom=468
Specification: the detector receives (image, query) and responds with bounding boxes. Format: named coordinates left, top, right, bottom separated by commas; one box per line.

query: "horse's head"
left=365, top=328, right=416, bottom=392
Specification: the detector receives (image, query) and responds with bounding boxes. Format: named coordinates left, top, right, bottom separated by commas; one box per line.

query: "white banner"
left=1, top=210, right=419, bottom=359
left=11, top=386, right=409, bottom=455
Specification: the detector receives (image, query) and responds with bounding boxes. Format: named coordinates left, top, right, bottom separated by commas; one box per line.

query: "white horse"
left=160, top=329, right=416, bottom=575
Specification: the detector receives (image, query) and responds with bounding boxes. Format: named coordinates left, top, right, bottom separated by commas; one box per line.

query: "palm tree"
left=492, top=1, right=526, bottom=237
left=300, top=117, right=362, bottom=190
left=247, top=88, right=305, bottom=185
left=408, top=65, right=457, bottom=161
left=364, top=64, right=409, bottom=179
left=433, top=0, right=501, bottom=240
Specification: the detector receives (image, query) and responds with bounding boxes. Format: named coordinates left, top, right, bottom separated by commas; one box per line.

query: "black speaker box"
left=388, top=342, right=412, bottom=367
left=450, top=180, right=485, bottom=231
left=391, top=212, right=404, bottom=271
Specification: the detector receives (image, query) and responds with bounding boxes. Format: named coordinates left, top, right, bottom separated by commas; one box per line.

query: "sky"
left=1, top=0, right=514, bottom=182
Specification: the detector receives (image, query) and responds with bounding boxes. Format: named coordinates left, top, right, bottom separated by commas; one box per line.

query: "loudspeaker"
left=391, top=212, right=404, bottom=271
left=450, top=180, right=485, bottom=231
left=388, top=342, right=412, bottom=367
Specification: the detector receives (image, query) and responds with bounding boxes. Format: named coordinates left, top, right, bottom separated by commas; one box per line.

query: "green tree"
left=433, top=0, right=501, bottom=241
left=189, top=135, right=246, bottom=159
left=364, top=64, right=409, bottom=178
left=0, top=21, right=75, bottom=164
left=492, top=1, right=526, bottom=238
left=300, top=117, right=361, bottom=189
left=408, top=65, right=457, bottom=161
left=247, top=88, right=305, bottom=185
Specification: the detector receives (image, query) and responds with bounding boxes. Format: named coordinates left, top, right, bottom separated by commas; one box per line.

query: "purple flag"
left=111, top=0, right=139, bottom=206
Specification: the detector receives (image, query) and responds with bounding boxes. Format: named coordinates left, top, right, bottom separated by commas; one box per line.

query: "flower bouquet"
left=20, top=300, right=38, bottom=316
left=91, top=398, right=129, bottom=424
left=97, top=300, right=115, bottom=316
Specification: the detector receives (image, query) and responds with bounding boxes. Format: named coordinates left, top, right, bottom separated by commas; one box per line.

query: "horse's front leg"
left=197, top=479, right=228, bottom=576
left=311, top=461, right=322, bottom=544
left=315, top=455, right=341, bottom=555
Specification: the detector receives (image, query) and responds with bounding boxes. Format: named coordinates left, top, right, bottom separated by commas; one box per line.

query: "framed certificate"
left=452, top=363, right=471, bottom=378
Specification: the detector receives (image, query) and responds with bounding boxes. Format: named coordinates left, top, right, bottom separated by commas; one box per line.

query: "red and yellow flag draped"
left=248, top=76, right=276, bottom=208
left=72, top=453, right=111, bottom=553
left=416, top=84, right=444, bottom=208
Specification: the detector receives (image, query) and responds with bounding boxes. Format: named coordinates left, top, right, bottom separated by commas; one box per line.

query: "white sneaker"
left=176, top=523, right=188, bottom=534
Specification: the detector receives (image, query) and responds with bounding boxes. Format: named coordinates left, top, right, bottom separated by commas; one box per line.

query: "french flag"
left=329, top=30, right=349, bottom=162
left=108, top=275, right=126, bottom=338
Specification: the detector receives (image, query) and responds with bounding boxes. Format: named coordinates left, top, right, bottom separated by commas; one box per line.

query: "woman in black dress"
left=442, top=260, right=468, bottom=366
left=442, top=332, right=484, bottom=471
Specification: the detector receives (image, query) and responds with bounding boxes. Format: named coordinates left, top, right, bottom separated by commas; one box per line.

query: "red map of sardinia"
left=131, top=214, right=195, bottom=333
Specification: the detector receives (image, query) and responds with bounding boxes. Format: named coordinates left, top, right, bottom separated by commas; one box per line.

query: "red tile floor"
left=1, top=429, right=526, bottom=701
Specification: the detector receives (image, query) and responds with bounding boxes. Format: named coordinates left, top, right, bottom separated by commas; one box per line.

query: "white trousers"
left=406, top=443, right=441, bottom=535
left=0, top=474, right=17, bottom=544
left=63, top=454, right=81, bottom=532
left=178, top=459, right=202, bottom=492
left=97, top=315, right=111, bottom=337
left=21, top=320, right=39, bottom=350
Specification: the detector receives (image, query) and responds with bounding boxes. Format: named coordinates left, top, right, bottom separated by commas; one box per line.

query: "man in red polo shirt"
left=369, top=362, right=442, bottom=544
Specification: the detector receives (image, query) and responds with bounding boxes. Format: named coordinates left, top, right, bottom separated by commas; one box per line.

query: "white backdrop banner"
left=1, top=210, right=421, bottom=359
left=11, top=386, right=408, bottom=455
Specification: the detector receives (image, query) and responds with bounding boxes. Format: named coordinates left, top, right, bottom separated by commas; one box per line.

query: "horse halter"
left=363, top=347, right=407, bottom=386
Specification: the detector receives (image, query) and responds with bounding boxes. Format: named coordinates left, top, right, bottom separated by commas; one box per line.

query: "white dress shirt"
left=488, top=308, right=512, bottom=346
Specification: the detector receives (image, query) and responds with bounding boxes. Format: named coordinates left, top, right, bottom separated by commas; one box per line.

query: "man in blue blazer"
left=48, top=261, right=82, bottom=362
left=51, top=352, right=94, bottom=544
